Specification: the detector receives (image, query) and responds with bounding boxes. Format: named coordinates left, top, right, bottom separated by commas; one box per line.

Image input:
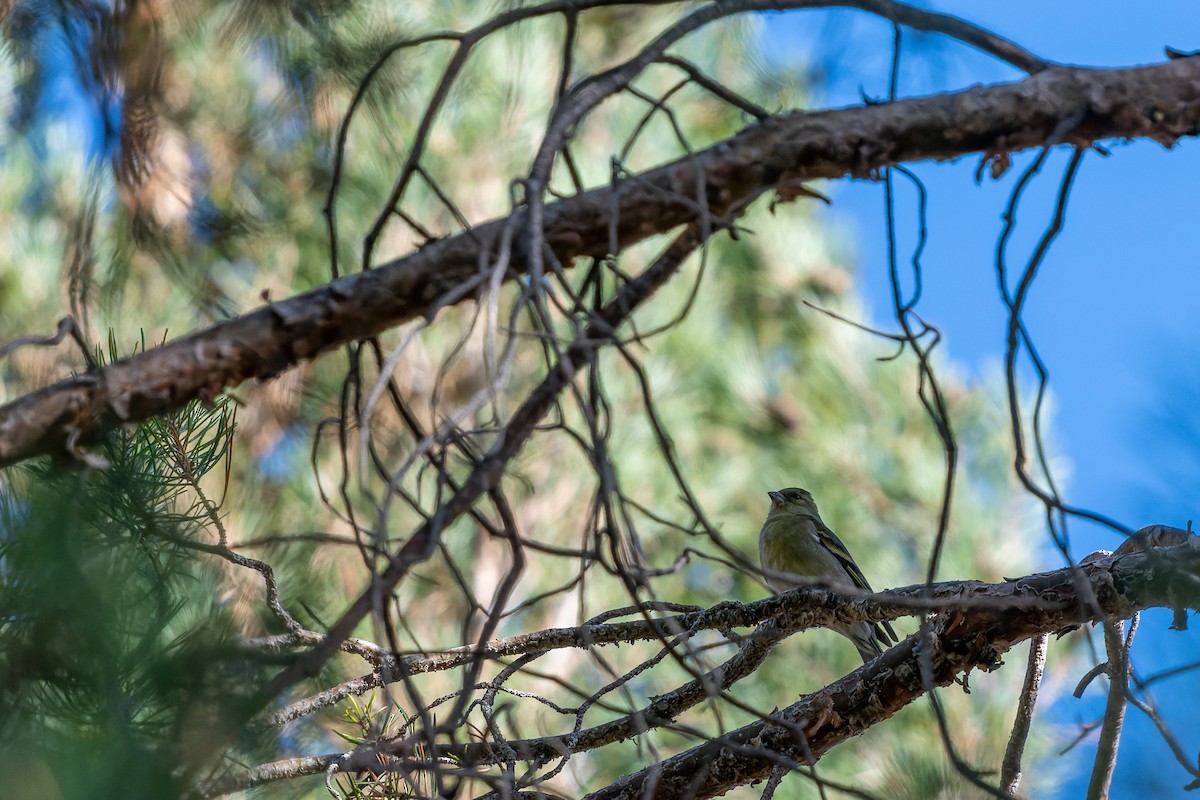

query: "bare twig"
left=1000, top=633, right=1048, bottom=795
left=262, top=224, right=711, bottom=704
left=1086, top=615, right=1137, bottom=800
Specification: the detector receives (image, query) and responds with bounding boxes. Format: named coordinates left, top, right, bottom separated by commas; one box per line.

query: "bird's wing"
left=816, top=518, right=898, bottom=644
left=814, top=519, right=873, bottom=591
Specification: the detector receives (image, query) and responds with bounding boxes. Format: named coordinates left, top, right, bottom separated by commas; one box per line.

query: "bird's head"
left=767, top=487, right=819, bottom=516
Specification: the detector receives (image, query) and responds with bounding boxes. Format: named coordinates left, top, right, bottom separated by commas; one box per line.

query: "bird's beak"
left=768, top=490, right=785, bottom=509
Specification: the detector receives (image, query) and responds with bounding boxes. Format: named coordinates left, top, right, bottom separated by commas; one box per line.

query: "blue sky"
left=764, top=2, right=1200, bottom=797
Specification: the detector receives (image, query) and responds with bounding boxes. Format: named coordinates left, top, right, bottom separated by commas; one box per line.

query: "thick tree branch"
left=4, top=57, right=1200, bottom=467
left=580, top=536, right=1200, bottom=800
left=210, top=532, right=1200, bottom=795
left=268, top=577, right=1066, bottom=727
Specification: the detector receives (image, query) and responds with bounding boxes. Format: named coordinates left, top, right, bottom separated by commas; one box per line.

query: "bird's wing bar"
left=817, top=519, right=898, bottom=644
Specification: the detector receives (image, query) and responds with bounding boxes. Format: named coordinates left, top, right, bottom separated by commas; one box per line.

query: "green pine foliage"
left=0, top=393, right=272, bottom=798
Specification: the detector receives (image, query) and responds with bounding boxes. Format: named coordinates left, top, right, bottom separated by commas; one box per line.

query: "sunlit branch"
left=4, top=58, right=1200, bottom=468
left=210, top=535, right=1200, bottom=794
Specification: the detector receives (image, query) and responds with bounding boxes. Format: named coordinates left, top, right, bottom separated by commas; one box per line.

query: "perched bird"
left=758, top=487, right=897, bottom=663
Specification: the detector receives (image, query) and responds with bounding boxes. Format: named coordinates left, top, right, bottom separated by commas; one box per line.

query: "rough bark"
left=583, top=535, right=1200, bottom=800
left=4, top=57, right=1200, bottom=467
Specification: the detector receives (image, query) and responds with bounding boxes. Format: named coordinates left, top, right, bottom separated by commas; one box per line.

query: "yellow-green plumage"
left=758, top=488, right=897, bottom=663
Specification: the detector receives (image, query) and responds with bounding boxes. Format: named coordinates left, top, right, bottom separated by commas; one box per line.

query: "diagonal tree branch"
left=580, top=535, right=1200, bottom=800
left=4, top=57, right=1200, bottom=468
left=206, top=532, right=1200, bottom=795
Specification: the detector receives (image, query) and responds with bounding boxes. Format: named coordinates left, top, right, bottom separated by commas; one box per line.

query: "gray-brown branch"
left=581, top=537, right=1200, bottom=800
left=4, top=57, right=1200, bottom=467
left=209, top=532, right=1200, bottom=795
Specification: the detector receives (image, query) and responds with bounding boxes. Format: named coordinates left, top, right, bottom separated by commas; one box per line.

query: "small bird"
left=758, top=487, right=897, bottom=663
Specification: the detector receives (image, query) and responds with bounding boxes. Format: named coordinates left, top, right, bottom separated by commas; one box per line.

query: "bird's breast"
left=759, top=515, right=847, bottom=586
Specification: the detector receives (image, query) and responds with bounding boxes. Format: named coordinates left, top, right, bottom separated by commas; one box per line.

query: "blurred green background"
left=0, top=3, right=1111, bottom=798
